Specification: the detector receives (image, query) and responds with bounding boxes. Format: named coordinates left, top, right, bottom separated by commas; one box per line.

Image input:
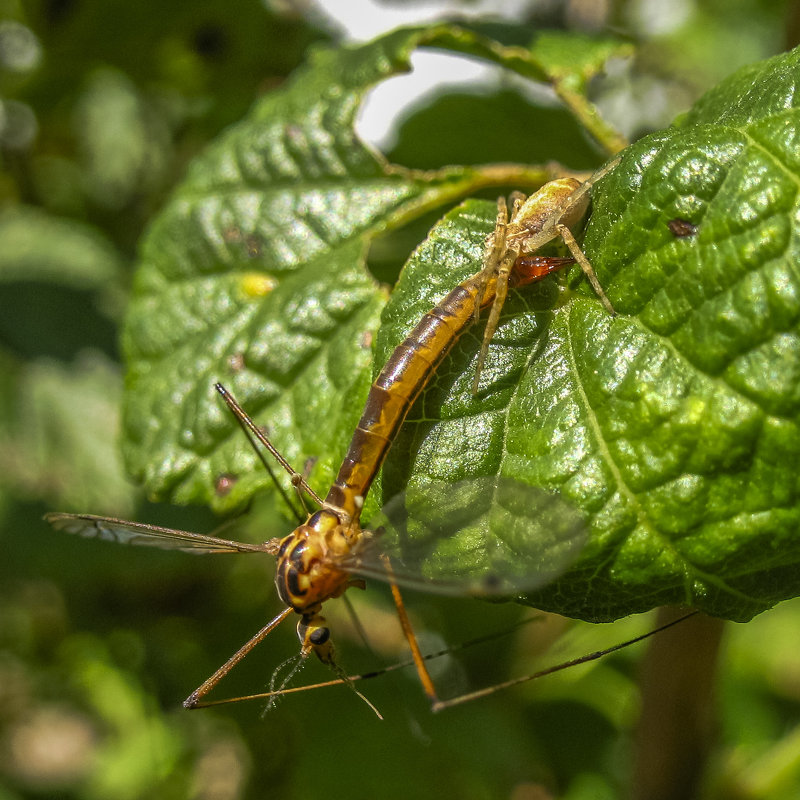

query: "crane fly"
left=48, top=157, right=683, bottom=713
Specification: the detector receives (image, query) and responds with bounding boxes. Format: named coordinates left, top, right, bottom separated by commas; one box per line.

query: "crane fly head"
left=296, top=612, right=335, bottom=664
left=274, top=508, right=360, bottom=613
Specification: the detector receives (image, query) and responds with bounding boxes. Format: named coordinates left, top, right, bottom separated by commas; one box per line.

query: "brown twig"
left=631, top=607, right=725, bottom=800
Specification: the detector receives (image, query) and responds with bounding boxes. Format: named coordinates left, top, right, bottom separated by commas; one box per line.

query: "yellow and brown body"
left=274, top=507, right=366, bottom=662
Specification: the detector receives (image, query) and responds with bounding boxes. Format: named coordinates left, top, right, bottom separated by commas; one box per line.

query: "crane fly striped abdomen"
left=46, top=159, right=624, bottom=712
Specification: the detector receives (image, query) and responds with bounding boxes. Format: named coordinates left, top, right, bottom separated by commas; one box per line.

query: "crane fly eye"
left=309, top=627, right=330, bottom=645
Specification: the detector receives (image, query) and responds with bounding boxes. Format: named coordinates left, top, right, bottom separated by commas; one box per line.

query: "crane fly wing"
left=44, top=512, right=277, bottom=555
left=341, top=476, right=587, bottom=596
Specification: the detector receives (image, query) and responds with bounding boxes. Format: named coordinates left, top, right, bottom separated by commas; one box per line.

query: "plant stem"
left=630, top=607, right=725, bottom=800
left=552, top=78, right=629, bottom=156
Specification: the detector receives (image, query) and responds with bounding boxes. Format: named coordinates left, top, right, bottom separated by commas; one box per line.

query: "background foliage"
left=2, top=1, right=800, bottom=799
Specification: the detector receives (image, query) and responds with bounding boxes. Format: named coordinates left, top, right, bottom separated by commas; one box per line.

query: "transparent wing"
left=339, top=476, right=587, bottom=597
left=44, top=512, right=277, bottom=555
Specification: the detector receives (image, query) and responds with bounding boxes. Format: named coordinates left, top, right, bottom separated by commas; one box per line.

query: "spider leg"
left=473, top=194, right=525, bottom=394
left=474, top=196, right=510, bottom=321
left=555, top=223, right=615, bottom=316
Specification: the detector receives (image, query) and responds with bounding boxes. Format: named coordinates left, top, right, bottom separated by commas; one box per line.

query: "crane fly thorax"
left=274, top=507, right=359, bottom=612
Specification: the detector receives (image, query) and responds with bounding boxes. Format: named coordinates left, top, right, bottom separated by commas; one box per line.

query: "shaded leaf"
left=529, top=31, right=634, bottom=91
left=355, top=476, right=587, bottom=596
left=0, top=353, right=136, bottom=515
left=0, top=206, right=123, bottom=289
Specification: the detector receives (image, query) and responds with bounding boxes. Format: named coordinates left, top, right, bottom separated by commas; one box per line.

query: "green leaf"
left=124, top=22, right=800, bottom=621
left=123, top=23, right=630, bottom=514
left=0, top=207, right=126, bottom=359
left=0, top=206, right=123, bottom=289
left=528, top=31, right=633, bottom=91
left=121, top=25, right=536, bottom=512
left=75, top=68, right=172, bottom=210
left=21, top=0, right=326, bottom=131
left=389, top=88, right=601, bottom=171
left=378, top=45, right=800, bottom=622
left=0, top=353, right=136, bottom=515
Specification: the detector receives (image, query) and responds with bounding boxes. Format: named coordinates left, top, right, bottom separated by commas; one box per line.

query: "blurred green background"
left=2, top=1, right=800, bottom=798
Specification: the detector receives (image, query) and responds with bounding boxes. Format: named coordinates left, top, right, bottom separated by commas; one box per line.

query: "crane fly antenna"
left=214, top=383, right=324, bottom=510
left=182, top=615, right=545, bottom=708
left=189, top=611, right=698, bottom=709
left=233, top=422, right=304, bottom=523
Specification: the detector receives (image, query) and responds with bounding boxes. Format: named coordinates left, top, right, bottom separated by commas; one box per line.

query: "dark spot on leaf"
left=215, top=473, right=238, bottom=496
left=667, top=218, right=697, bottom=238
left=285, top=124, right=304, bottom=144
left=245, top=235, right=262, bottom=258
left=227, top=352, right=245, bottom=372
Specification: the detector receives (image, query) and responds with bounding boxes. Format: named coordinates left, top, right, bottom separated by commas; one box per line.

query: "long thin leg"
left=472, top=195, right=526, bottom=394
left=177, top=618, right=540, bottom=706
left=430, top=610, right=697, bottom=712
left=215, top=384, right=325, bottom=507
left=183, top=606, right=294, bottom=708
left=381, top=554, right=440, bottom=705
left=472, top=246, right=518, bottom=394
left=474, top=197, right=509, bottom=321
left=185, top=611, right=698, bottom=712
left=556, top=223, right=615, bottom=316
